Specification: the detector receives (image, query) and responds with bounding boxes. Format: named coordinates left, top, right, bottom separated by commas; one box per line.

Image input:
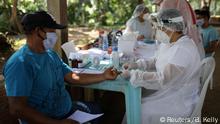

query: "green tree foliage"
left=18, top=0, right=46, bottom=13
left=67, top=0, right=155, bottom=27
left=1, top=0, right=220, bottom=34
left=189, top=0, right=220, bottom=15
left=0, top=0, right=12, bottom=33
left=0, top=10, right=10, bottom=33
left=0, top=0, right=46, bottom=33
left=209, top=0, right=220, bottom=15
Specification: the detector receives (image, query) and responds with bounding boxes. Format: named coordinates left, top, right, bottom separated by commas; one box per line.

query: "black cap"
left=194, top=9, right=210, bottom=19
left=21, top=11, right=66, bottom=29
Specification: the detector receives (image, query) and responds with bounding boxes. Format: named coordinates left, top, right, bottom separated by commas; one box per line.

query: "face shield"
left=154, top=16, right=184, bottom=44
left=158, top=16, right=185, bottom=32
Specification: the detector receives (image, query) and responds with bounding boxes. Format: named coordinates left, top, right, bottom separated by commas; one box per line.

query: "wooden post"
left=47, top=0, right=68, bottom=61
left=46, top=0, right=93, bottom=102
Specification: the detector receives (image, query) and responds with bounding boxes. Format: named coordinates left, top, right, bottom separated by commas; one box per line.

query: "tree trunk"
left=10, top=0, right=22, bottom=33
left=138, top=0, right=144, bottom=4
left=208, top=0, right=212, bottom=6
left=201, top=0, right=212, bottom=9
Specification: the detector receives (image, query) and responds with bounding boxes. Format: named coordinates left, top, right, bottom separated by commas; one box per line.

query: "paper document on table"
left=67, top=110, right=103, bottom=124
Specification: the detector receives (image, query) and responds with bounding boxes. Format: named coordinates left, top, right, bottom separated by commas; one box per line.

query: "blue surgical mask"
left=196, top=19, right=204, bottom=27
left=43, top=32, right=58, bottom=50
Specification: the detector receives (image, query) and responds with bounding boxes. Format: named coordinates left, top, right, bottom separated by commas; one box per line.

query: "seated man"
left=195, top=9, right=220, bottom=56
left=3, top=11, right=119, bottom=124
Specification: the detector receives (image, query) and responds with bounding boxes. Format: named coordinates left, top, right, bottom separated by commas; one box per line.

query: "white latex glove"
left=121, top=70, right=131, bottom=79
left=122, top=62, right=138, bottom=70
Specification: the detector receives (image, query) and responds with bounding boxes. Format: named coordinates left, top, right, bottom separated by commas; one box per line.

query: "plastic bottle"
left=111, top=47, right=119, bottom=69
left=98, top=30, right=104, bottom=49
left=111, top=33, right=118, bottom=51
left=102, top=33, right=109, bottom=51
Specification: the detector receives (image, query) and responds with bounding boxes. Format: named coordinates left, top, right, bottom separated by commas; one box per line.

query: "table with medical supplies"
left=68, top=42, right=157, bottom=124
left=70, top=61, right=142, bottom=124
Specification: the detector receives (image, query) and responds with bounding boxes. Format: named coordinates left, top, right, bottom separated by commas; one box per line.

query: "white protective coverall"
left=158, top=0, right=205, bottom=59
left=122, top=35, right=201, bottom=124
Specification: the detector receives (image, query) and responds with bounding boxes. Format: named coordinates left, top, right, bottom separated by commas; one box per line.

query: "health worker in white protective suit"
left=124, top=4, right=153, bottom=41
left=121, top=9, right=201, bottom=124
left=152, top=0, right=205, bottom=59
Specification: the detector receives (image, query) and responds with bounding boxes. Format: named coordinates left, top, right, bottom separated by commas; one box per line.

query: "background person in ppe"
left=124, top=4, right=153, bottom=41
left=152, top=0, right=205, bottom=59
left=121, top=9, right=201, bottom=124
left=3, top=11, right=119, bottom=124
left=195, top=9, right=220, bottom=56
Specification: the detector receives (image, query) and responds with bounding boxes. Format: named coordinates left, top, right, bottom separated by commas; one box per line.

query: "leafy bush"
left=18, top=0, right=46, bottom=13
left=67, top=0, right=156, bottom=27
left=2, top=0, right=220, bottom=33
left=0, top=12, right=10, bottom=33
left=0, top=33, right=14, bottom=53
left=67, top=0, right=134, bottom=26
left=0, top=0, right=46, bottom=34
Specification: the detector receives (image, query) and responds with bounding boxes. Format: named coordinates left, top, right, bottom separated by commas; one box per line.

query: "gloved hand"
left=121, top=70, right=131, bottom=79
left=122, top=62, right=138, bottom=70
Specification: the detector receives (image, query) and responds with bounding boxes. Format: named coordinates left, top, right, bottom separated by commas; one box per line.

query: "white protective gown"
left=124, top=17, right=153, bottom=40
left=123, top=36, right=201, bottom=124
left=159, top=0, right=205, bottom=59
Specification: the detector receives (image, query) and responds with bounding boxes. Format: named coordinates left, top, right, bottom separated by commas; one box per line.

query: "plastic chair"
left=209, top=40, right=219, bottom=90
left=209, top=52, right=215, bottom=90
left=61, top=41, right=76, bottom=58
left=188, top=57, right=215, bottom=124
left=18, top=119, right=22, bottom=124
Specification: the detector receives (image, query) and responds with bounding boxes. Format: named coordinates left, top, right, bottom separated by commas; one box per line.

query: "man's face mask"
left=43, top=32, right=58, bottom=50
left=155, top=29, right=171, bottom=44
left=196, top=18, right=204, bottom=27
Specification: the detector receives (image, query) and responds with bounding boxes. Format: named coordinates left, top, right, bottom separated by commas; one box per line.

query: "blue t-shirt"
left=3, top=44, right=73, bottom=120
left=201, top=26, right=219, bottom=48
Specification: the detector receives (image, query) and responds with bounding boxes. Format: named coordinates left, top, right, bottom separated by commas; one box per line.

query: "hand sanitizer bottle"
left=112, top=47, right=119, bottom=69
